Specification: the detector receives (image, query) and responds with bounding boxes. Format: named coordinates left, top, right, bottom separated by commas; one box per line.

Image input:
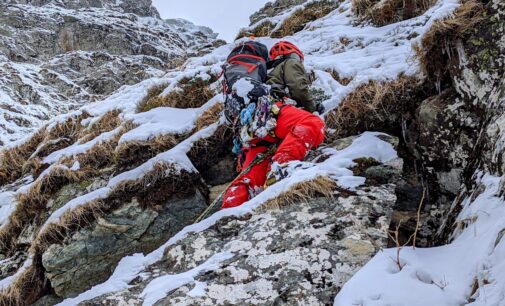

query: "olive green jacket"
left=266, top=55, right=316, bottom=113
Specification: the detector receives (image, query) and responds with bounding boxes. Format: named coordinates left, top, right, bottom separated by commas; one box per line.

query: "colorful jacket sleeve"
left=283, top=59, right=316, bottom=113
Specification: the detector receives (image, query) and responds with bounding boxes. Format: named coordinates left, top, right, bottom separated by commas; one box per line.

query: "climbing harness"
left=193, top=144, right=278, bottom=224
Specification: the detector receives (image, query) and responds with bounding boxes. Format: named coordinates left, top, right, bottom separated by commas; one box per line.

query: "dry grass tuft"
left=0, top=165, right=88, bottom=254
left=112, top=162, right=176, bottom=194
left=260, top=176, right=336, bottom=210
left=68, top=121, right=137, bottom=169
left=33, top=199, right=104, bottom=253
left=46, top=112, right=90, bottom=142
left=137, top=78, right=216, bottom=112
left=34, top=166, right=199, bottom=252
left=1, top=257, right=46, bottom=306
left=352, top=0, right=436, bottom=26
left=236, top=21, right=276, bottom=40
left=78, top=109, right=122, bottom=144
left=325, top=76, right=424, bottom=140
left=136, top=83, right=169, bottom=113
left=328, top=69, right=354, bottom=86
left=272, top=1, right=339, bottom=37
left=0, top=129, right=46, bottom=186
left=414, top=0, right=485, bottom=82
left=0, top=112, right=91, bottom=186
left=195, top=103, right=224, bottom=131
left=188, top=124, right=231, bottom=172
left=114, top=134, right=180, bottom=170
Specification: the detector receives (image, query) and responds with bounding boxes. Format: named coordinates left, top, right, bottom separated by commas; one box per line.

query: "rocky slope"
left=0, top=0, right=220, bottom=145
left=0, top=0, right=503, bottom=305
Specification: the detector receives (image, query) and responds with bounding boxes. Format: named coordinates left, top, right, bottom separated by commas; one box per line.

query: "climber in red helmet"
left=267, top=41, right=323, bottom=114
left=221, top=40, right=325, bottom=209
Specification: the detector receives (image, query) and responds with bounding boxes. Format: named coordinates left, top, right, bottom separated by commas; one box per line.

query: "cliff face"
left=0, top=0, right=220, bottom=145
left=0, top=0, right=503, bottom=305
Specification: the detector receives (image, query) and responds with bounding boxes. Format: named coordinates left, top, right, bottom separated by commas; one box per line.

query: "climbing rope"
left=193, top=144, right=278, bottom=224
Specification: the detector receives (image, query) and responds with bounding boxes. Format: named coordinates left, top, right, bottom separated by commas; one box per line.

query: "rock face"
left=42, top=191, right=208, bottom=298
left=82, top=184, right=397, bottom=305
left=249, top=0, right=307, bottom=25
left=402, top=0, right=504, bottom=242
left=0, top=0, right=219, bottom=145
left=1, top=0, right=160, bottom=17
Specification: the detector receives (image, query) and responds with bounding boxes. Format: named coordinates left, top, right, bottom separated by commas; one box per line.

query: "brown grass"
left=137, top=78, right=216, bottom=112
left=0, top=165, right=88, bottom=255
left=136, top=83, right=169, bottom=113
left=68, top=121, right=137, bottom=170
left=78, top=109, right=122, bottom=144
left=236, top=21, right=276, bottom=40
left=260, top=176, right=336, bottom=210
left=325, top=76, right=424, bottom=140
left=328, top=69, right=354, bottom=86
left=0, top=256, right=46, bottom=306
left=272, top=1, right=339, bottom=37
left=114, top=134, right=180, bottom=170
left=0, top=110, right=230, bottom=302
left=33, top=165, right=200, bottom=252
left=352, top=0, right=436, bottom=26
left=0, top=112, right=91, bottom=187
left=0, top=129, right=46, bottom=186
left=187, top=124, right=231, bottom=171
left=195, top=103, right=224, bottom=131
left=414, top=0, right=485, bottom=82
left=46, top=112, right=90, bottom=141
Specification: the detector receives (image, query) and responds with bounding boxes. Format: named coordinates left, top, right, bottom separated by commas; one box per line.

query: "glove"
left=316, top=103, right=325, bottom=114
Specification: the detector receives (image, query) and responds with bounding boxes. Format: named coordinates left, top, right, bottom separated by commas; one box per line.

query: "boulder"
left=81, top=183, right=398, bottom=305
left=42, top=190, right=208, bottom=298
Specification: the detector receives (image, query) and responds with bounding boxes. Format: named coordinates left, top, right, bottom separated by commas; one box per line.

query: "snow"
left=43, top=127, right=124, bottom=164
left=334, top=173, right=505, bottom=306
left=45, top=187, right=111, bottom=225
left=233, top=78, right=256, bottom=104
left=0, top=0, right=218, bottom=146
left=119, top=95, right=223, bottom=144
left=0, top=257, right=32, bottom=290
left=120, top=107, right=199, bottom=144
left=140, top=252, right=234, bottom=306
left=39, top=121, right=222, bottom=231
left=235, top=0, right=461, bottom=112
left=0, top=191, right=15, bottom=228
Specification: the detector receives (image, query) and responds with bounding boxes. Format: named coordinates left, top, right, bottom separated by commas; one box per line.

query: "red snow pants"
left=221, top=105, right=325, bottom=209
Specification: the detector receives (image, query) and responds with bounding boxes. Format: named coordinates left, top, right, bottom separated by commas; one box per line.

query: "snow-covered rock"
left=0, top=0, right=220, bottom=145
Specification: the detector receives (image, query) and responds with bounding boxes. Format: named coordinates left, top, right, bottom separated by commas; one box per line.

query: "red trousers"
left=221, top=105, right=325, bottom=209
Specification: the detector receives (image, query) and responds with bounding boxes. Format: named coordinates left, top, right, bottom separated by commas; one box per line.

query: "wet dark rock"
left=42, top=190, right=207, bottom=298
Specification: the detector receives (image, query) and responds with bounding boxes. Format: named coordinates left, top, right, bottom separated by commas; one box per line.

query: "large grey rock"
left=42, top=190, right=208, bottom=298
left=80, top=182, right=397, bottom=305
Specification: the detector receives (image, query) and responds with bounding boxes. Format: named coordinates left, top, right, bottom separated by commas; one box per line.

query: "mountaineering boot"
left=265, top=162, right=289, bottom=187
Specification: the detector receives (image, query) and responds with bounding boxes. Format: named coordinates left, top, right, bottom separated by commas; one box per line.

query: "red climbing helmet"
left=269, top=41, right=304, bottom=61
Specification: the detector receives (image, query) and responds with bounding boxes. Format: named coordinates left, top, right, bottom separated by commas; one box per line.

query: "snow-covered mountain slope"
left=0, top=0, right=502, bottom=305
left=0, top=0, right=220, bottom=146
